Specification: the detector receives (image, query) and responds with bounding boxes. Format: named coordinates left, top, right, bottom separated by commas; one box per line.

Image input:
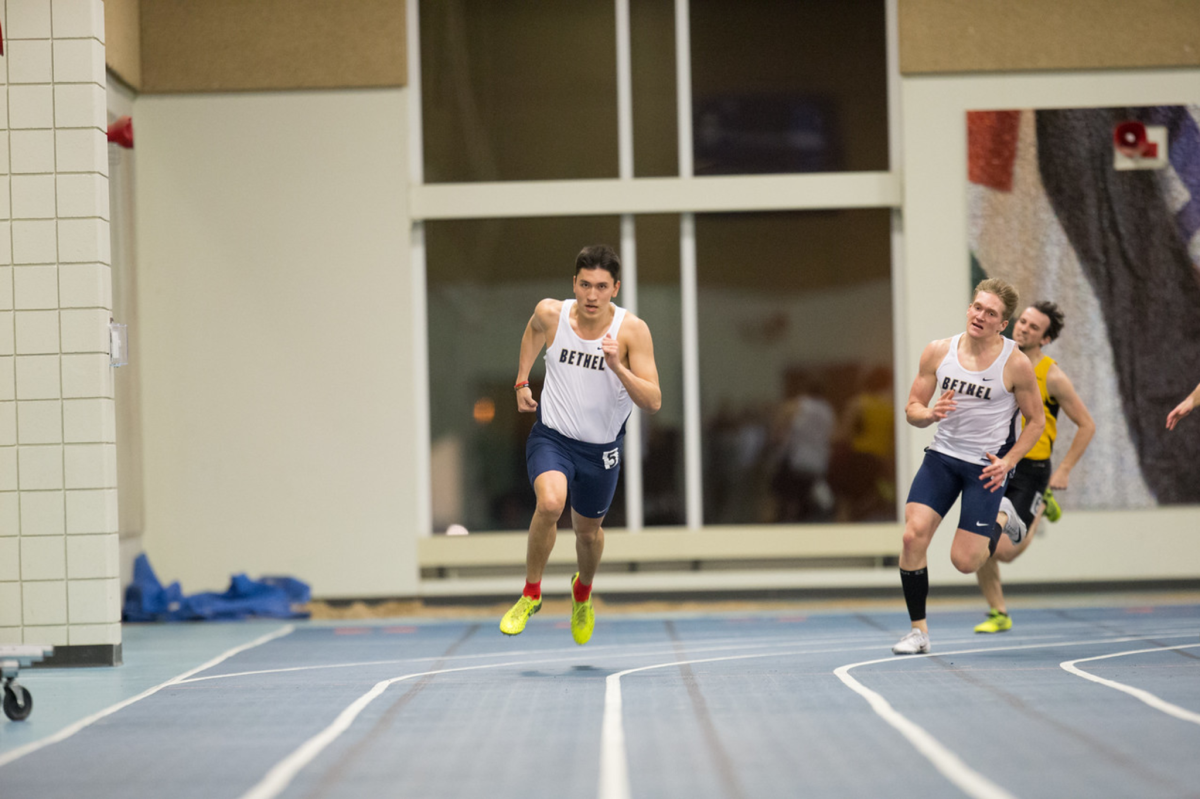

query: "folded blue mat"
left=123, top=553, right=311, bottom=622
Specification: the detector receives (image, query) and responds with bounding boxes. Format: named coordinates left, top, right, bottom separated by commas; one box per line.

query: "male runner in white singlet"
left=893, top=278, right=1045, bottom=655
left=500, top=245, right=662, bottom=644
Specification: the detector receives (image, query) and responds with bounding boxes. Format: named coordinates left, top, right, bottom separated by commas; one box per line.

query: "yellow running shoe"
left=1042, top=489, right=1062, bottom=523
left=500, top=594, right=541, bottom=636
left=974, top=609, right=1012, bottom=634
left=570, top=573, right=595, bottom=645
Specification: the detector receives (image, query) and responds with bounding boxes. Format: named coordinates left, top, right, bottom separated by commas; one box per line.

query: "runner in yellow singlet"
left=975, top=302, right=1096, bottom=633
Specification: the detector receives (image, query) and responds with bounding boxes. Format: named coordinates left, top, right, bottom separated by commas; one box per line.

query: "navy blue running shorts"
left=907, top=449, right=1009, bottom=538
left=526, top=421, right=623, bottom=519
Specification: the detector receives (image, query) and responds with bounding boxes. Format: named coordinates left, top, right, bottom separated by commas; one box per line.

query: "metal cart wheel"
left=3, top=682, right=33, bottom=721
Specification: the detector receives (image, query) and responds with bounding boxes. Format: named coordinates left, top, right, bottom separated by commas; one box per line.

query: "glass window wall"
left=417, top=2, right=898, bottom=534
left=631, top=0, right=679, bottom=177
left=427, top=217, right=622, bottom=533
left=420, top=0, right=619, bottom=183
left=696, top=209, right=896, bottom=524
left=690, top=0, right=889, bottom=175
left=633, top=215, right=686, bottom=525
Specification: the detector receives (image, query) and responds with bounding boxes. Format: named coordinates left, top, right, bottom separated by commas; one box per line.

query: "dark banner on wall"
left=967, top=105, right=1200, bottom=508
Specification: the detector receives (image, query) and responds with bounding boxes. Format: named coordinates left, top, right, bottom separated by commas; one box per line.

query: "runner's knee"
left=535, top=492, right=566, bottom=519
left=950, top=549, right=980, bottom=574
left=574, top=524, right=601, bottom=544
left=902, top=523, right=932, bottom=555
left=950, top=533, right=989, bottom=574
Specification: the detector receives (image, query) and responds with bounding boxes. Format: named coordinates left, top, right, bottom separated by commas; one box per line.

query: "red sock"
left=523, top=580, right=541, bottom=599
left=573, top=577, right=592, bottom=603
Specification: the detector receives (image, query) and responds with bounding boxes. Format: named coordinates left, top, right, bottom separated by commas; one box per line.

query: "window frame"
left=408, top=0, right=906, bottom=536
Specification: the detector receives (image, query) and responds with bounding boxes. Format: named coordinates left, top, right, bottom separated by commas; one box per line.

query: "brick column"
left=1, top=0, right=120, bottom=666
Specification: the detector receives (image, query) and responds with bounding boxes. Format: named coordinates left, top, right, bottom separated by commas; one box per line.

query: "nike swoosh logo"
left=976, top=522, right=990, bottom=527
left=981, top=378, right=993, bottom=381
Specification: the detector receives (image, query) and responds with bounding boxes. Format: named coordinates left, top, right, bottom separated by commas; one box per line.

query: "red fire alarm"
left=107, top=116, right=134, bottom=149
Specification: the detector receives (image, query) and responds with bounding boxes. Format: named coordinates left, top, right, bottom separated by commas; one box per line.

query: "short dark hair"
left=1032, top=300, right=1065, bottom=342
left=575, top=244, right=621, bottom=282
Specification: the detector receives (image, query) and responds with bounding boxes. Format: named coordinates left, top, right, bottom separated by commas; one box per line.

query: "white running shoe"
left=892, top=628, right=931, bottom=655
left=998, top=496, right=1028, bottom=545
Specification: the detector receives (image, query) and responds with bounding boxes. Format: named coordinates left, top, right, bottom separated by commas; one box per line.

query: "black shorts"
left=1004, top=458, right=1051, bottom=528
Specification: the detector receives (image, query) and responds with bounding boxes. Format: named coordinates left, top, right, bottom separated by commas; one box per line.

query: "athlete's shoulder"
left=924, top=337, right=953, bottom=358
left=916, top=338, right=951, bottom=374
left=619, top=310, right=651, bottom=336
left=617, top=313, right=654, bottom=356
left=1009, top=346, right=1035, bottom=369
left=529, top=298, right=564, bottom=333
left=534, top=298, right=564, bottom=320
left=1004, top=345, right=1038, bottom=386
left=1043, top=360, right=1074, bottom=395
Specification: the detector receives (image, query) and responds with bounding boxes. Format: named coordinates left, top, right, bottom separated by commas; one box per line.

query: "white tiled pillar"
left=1, top=0, right=119, bottom=663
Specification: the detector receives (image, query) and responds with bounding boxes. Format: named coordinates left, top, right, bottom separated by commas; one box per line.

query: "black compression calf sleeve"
left=899, top=567, right=928, bottom=622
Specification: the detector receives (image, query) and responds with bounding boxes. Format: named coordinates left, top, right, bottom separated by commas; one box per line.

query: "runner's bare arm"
left=1045, top=364, right=1096, bottom=490
left=1166, top=381, right=1200, bottom=431
left=982, top=352, right=1045, bottom=490
left=906, top=340, right=954, bottom=428
left=603, top=316, right=662, bottom=414
left=515, top=299, right=559, bottom=412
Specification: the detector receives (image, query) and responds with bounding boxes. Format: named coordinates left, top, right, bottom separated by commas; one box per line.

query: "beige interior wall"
left=138, top=0, right=406, bottom=93
left=900, top=0, right=1200, bottom=74
left=106, top=76, right=144, bottom=590
left=115, top=8, right=1200, bottom=598
left=132, top=89, right=419, bottom=598
left=104, top=0, right=141, bottom=89
left=901, top=67, right=1200, bottom=586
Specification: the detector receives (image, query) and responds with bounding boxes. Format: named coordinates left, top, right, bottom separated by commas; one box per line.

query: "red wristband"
left=514, top=381, right=530, bottom=390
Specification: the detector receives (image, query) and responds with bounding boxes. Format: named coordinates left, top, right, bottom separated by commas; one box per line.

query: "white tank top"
left=929, top=334, right=1020, bottom=464
left=539, top=300, right=633, bottom=444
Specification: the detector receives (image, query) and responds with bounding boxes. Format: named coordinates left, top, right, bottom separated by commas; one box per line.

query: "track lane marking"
left=238, top=633, right=949, bottom=799
left=1061, top=643, right=1200, bottom=725
left=179, top=630, right=902, bottom=684
left=599, top=632, right=1191, bottom=799
left=185, top=619, right=1190, bottom=685
left=238, top=649, right=670, bottom=799
left=832, top=634, right=1199, bottom=799
left=247, top=632, right=1037, bottom=799
left=0, top=624, right=295, bottom=769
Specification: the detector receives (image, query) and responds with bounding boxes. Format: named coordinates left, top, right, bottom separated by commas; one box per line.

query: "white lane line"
left=241, top=676, right=405, bottom=799
left=598, top=629, right=1200, bottom=799
left=600, top=648, right=817, bottom=799
left=239, top=631, right=927, bottom=799
left=189, top=620, right=1191, bottom=686
left=239, top=649, right=650, bottom=799
left=835, top=665, right=1015, bottom=799
left=597, top=630, right=1144, bottom=799
left=600, top=669, right=632, bottom=799
left=0, top=624, right=295, bottom=769
left=244, top=633, right=936, bottom=799
left=833, top=634, right=1200, bottom=799
left=1061, top=643, right=1200, bottom=725
left=180, top=630, right=902, bottom=685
